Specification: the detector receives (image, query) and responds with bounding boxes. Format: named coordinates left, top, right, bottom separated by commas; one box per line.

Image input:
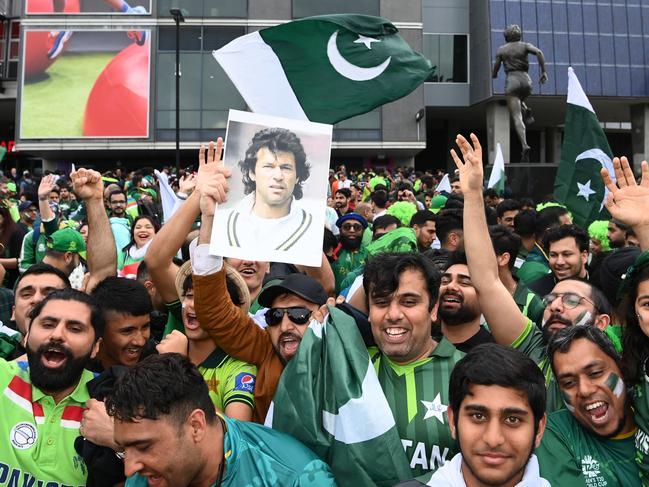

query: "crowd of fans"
left=1, top=132, right=649, bottom=486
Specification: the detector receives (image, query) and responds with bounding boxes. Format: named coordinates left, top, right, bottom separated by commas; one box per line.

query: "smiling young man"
left=108, top=353, right=335, bottom=487
left=536, top=325, right=639, bottom=486
left=419, top=344, right=548, bottom=486
left=0, top=289, right=103, bottom=486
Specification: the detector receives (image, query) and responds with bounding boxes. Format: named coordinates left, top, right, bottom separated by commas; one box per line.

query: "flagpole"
left=170, top=9, right=185, bottom=172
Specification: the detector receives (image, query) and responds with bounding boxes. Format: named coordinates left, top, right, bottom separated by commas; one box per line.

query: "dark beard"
left=27, top=341, right=92, bottom=393
left=438, top=303, right=479, bottom=326
left=340, top=234, right=361, bottom=251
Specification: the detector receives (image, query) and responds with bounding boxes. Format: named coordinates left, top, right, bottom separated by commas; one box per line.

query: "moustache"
left=543, top=313, right=572, bottom=329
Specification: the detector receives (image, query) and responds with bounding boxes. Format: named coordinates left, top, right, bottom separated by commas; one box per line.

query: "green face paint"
left=562, top=391, right=575, bottom=413
left=605, top=372, right=625, bottom=398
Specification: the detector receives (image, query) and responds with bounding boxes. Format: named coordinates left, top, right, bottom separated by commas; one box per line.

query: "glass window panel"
left=156, top=52, right=202, bottom=110
left=601, top=66, right=617, bottom=96
left=8, top=61, right=17, bottom=79
left=613, top=6, right=628, bottom=34
left=584, top=34, right=600, bottom=64
left=536, top=2, right=552, bottom=31
left=597, top=5, right=613, bottom=34
left=292, top=0, right=378, bottom=19
left=423, top=34, right=468, bottom=83
left=599, top=36, right=614, bottom=64
left=334, top=110, right=380, bottom=130
left=158, top=0, right=202, bottom=18
left=616, top=66, right=631, bottom=96
left=491, top=0, right=506, bottom=27
left=158, top=26, right=202, bottom=51
left=203, top=0, right=247, bottom=18
left=157, top=110, right=201, bottom=129
left=628, top=6, right=642, bottom=35
left=521, top=3, right=537, bottom=32
left=583, top=4, right=597, bottom=33
left=614, top=36, right=630, bottom=66
left=156, top=52, right=175, bottom=110
left=631, top=67, right=646, bottom=96
left=585, top=65, right=602, bottom=96
left=551, top=3, right=568, bottom=32
left=569, top=34, right=585, bottom=64
left=202, top=26, right=245, bottom=51
left=10, top=41, right=19, bottom=58
left=553, top=34, right=569, bottom=63
left=201, top=110, right=230, bottom=129
left=202, top=52, right=246, bottom=110
left=630, top=37, right=644, bottom=66
left=504, top=1, right=521, bottom=26
left=11, top=22, right=19, bottom=38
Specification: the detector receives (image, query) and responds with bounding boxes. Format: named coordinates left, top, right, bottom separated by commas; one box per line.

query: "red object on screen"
left=83, top=41, right=150, bottom=137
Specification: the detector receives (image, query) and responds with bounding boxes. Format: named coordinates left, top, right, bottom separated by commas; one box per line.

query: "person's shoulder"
left=546, top=409, right=581, bottom=435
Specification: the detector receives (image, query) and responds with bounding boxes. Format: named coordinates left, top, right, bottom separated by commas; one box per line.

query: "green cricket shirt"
left=368, top=337, right=464, bottom=477
left=0, top=359, right=94, bottom=487
left=198, top=347, right=256, bottom=412
left=632, top=366, right=649, bottom=485
left=536, top=409, right=640, bottom=487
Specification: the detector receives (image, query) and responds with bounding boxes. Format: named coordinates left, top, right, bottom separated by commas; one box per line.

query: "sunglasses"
left=264, top=306, right=312, bottom=326
left=341, top=223, right=363, bottom=231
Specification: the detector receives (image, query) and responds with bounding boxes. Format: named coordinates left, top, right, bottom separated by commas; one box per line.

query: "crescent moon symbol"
left=575, top=148, right=616, bottom=211
left=326, top=31, right=391, bottom=82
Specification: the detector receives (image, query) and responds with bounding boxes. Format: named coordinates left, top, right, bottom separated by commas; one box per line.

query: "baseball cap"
left=258, top=273, right=328, bottom=308
left=18, top=200, right=36, bottom=212
left=336, top=213, right=368, bottom=229
left=46, top=228, right=87, bottom=260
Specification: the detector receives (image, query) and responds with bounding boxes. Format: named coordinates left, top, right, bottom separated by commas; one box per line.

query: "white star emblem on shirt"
left=421, top=393, right=448, bottom=423
left=576, top=180, right=596, bottom=201
left=354, top=35, right=380, bottom=49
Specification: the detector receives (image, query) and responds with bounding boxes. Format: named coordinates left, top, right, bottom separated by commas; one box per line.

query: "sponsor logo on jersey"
left=10, top=422, right=37, bottom=450
left=234, top=373, right=256, bottom=393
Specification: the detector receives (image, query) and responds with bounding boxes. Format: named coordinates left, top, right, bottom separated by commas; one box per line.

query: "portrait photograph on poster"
left=211, top=110, right=332, bottom=267
left=25, top=0, right=151, bottom=15
left=20, top=29, right=151, bottom=138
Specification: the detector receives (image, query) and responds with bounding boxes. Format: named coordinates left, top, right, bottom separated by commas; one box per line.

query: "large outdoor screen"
left=20, top=29, right=151, bottom=138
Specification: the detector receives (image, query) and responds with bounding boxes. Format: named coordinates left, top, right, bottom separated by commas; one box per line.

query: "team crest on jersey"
left=10, top=422, right=37, bottom=450
left=581, top=455, right=606, bottom=486
left=234, top=373, right=256, bottom=393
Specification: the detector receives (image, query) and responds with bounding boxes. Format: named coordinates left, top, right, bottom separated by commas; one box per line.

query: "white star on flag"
left=421, top=393, right=448, bottom=423
left=354, top=35, right=380, bottom=49
left=576, top=180, right=596, bottom=201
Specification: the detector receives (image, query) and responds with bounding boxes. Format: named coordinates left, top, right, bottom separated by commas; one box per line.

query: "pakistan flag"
left=554, top=67, right=615, bottom=227
left=213, top=15, right=434, bottom=124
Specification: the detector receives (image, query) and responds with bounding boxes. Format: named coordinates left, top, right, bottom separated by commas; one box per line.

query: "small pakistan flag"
left=213, top=14, right=434, bottom=124
left=554, top=67, right=615, bottom=227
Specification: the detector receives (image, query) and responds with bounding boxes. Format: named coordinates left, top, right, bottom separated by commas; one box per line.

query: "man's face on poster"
left=249, top=147, right=297, bottom=210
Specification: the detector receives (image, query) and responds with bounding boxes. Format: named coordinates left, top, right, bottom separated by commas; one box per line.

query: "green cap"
left=47, top=228, right=87, bottom=260
left=429, top=195, right=448, bottom=214
left=6, top=182, right=16, bottom=193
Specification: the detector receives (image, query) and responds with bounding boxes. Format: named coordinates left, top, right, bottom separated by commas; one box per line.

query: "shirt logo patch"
left=10, top=422, right=37, bottom=450
left=234, top=373, right=256, bottom=393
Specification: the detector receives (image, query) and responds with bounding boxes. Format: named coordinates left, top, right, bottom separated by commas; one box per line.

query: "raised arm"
left=451, top=134, right=528, bottom=345
left=601, top=156, right=649, bottom=250
left=37, top=174, right=57, bottom=223
left=72, top=169, right=116, bottom=292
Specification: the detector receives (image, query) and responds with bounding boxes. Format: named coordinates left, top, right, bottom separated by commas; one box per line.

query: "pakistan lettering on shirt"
left=0, top=359, right=93, bottom=487
left=632, top=365, right=649, bottom=484
left=369, top=337, right=464, bottom=477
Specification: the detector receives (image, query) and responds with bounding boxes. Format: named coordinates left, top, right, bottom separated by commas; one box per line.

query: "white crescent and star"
left=326, top=31, right=391, bottom=82
left=574, top=148, right=616, bottom=211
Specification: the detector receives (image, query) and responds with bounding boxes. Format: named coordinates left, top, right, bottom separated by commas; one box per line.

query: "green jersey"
left=513, top=282, right=545, bottom=329
left=332, top=247, right=368, bottom=293
left=198, top=347, right=256, bottom=412
left=369, top=338, right=464, bottom=477
left=632, top=365, right=649, bottom=485
left=126, top=415, right=336, bottom=486
left=536, top=409, right=640, bottom=487
left=0, top=359, right=94, bottom=487
left=162, top=300, right=184, bottom=337
left=511, top=320, right=564, bottom=412
left=517, top=244, right=551, bottom=285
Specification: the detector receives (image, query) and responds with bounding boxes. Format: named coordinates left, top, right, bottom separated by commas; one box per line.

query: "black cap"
left=258, top=273, right=328, bottom=308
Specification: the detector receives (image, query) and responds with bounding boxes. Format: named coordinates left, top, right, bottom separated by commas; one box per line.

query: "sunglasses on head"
left=264, top=306, right=312, bottom=326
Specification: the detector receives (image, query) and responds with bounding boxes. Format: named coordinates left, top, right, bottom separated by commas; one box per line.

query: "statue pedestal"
left=487, top=101, right=510, bottom=164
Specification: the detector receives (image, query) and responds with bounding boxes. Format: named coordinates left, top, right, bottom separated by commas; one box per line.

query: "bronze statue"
left=492, top=25, right=548, bottom=162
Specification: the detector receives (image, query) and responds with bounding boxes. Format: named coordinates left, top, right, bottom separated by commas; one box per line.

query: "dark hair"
left=49, top=188, right=60, bottom=196
left=514, top=209, right=536, bottom=238
left=91, top=276, right=153, bottom=317
left=450, top=174, right=460, bottom=184
left=409, top=210, right=435, bottom=228
left=548, top=325, right=619, bottom=378
left=124, top=215, right=160, bottom=252
left=363, top=252, right=440, bottom=312
left=496, top=199, right=521, bottom=218
left=370, top=190, right=388, bottom=209
left=322, top=227, right=338, bottom=254
left=336, top=188, right=352, bottom=199
left=555, top=277, right=612, bottom=317
left=106, top=353, right=217, bottom=426
left=444, top=250, right=468, bottom=270
left=622, top=265, right=649, bottom=386
left=435, top=209, right=463, bottom=246
left=14, top=263, right=71, bottom=292
left=136, top=260, right=150, bottom=282
left=484, top=188, right=499, bottom=200
left=489, top=225, right=522, bottom=271
left=29, top=288, right=105, bottom=338
left=373, top=214, right=402, bottom=233
left=108, top=189, right=127, bottom=203
left=543, top=224, right=589, bottom=253
left=238, top=128, right=310, bottom=200
left=0, top=205, right=20, bottom=249
left=535, top=206, right=568, bottom=239
left=449, top=343, right=546, bottom=430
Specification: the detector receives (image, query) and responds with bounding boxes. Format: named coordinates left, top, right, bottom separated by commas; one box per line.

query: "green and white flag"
left=487, top=142, right=506, bottom=196
left=265, top=306, right=411, bottom=486
left=554, top=67, right=615, bottom=227
left=213, top=15, right=434, bottom=124
left=435, top=174, right=451, bottom=193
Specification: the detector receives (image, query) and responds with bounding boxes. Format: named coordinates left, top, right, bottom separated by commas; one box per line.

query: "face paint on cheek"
left=573, top=311, right=593, bottom=327
left=605, top=372, right=625, bottom=398
left=562, top=391, right=576, bottom=413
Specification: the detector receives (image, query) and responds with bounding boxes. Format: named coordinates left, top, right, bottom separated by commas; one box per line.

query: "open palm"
left=450, top=133, right=484, bottom=194
left=601, top=156, right=649, bottom=227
